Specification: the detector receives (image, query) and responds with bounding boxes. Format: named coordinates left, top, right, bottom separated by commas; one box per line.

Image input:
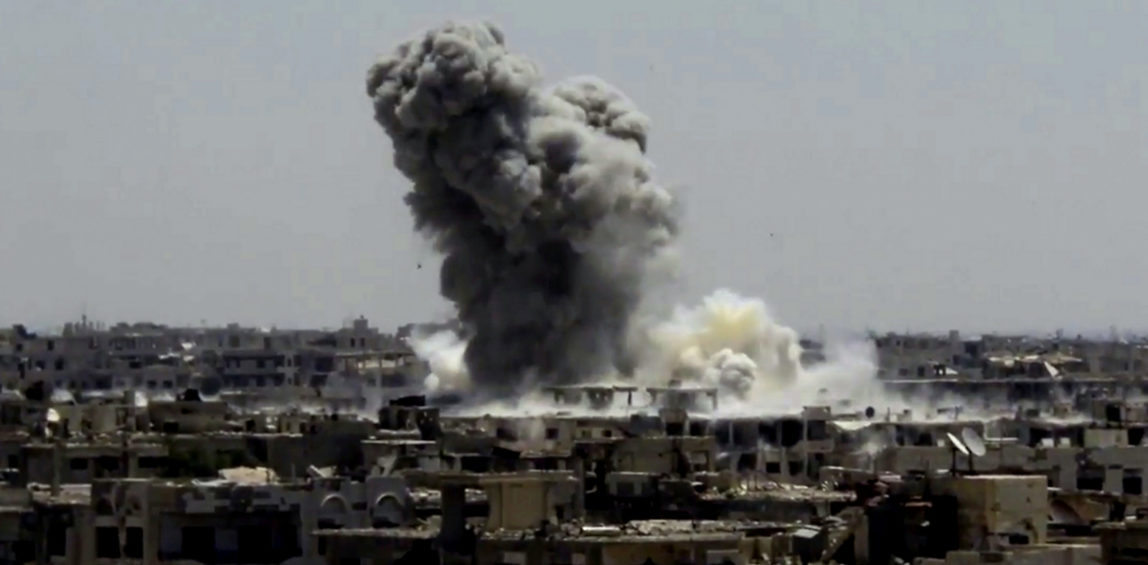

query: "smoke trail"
left=367, top=22, right=678, bottom=396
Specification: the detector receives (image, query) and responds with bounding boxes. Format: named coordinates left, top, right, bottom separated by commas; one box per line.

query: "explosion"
left=368, top=22, right=876, bottom=406
left=367, top=22, right=677, bottom=397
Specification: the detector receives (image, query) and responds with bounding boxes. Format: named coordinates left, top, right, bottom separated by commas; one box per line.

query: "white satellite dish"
left=45, top=408, right=60, bottom=424
left=961, top=427, right=987, bottom=457
left=945, top=432, right=969, bottom=456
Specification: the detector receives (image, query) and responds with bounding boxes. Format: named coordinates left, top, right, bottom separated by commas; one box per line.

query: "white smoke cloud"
left=635, top=289, right=879, bottom=414
left=414, top=287, right=883, bottom=418
left=409, top=329, right=471, bottom=393
left=641, top=290, right=801, bottom=388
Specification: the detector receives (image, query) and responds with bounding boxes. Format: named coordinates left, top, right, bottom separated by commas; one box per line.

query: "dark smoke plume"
left=367, top=22, right=678, bottom=395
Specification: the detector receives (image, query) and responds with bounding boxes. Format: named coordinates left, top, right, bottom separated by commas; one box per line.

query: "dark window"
left=47, top=525, right=67, bottom=556
left=54, top=358, right=65, bottom=371
left=46, top=340, right=55, bottom=351
left=181, top=527, right=215, bottom=563
left=788, top=461, right=803, bottom=477
left=11, top=541, right=33, bottom=562
left=6, top=454, right=17, bottom=469
left=95, top=456, right=120, bottom=474
left=96, top=527, right=120, bottom=558
left=545, top=428, right=559, bottom=440
left=69, top=458, right=88, bottom=471
left=1077, top=474, right=1105, bottom=491
left=124, top=526, right=142, bottom=559
left=779, top=420, right=803, bottom=447
left=765, top=462, right=781, bottom=474
left=138, top=456, right=165, bottom=469
left=1131, top=428, right=1146, bottom=447
left=737, top=454, right=757, bottom=471
left=1125, top=474, right=1144, bottom=496
left=460, top=456, right=490, bottom=473
left=759, top=422, right=778, bottom=445
left=1028, top=428, right=1051, bottom=448
left=237, top=524, right=273, bottom=562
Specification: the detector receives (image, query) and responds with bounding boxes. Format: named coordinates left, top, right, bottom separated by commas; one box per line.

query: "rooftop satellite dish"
left=945, top=432, right=969, bottom=456
left=945, top=431, right=969, bottom=476
left=961, top=427, right=987, bottom=457
left=45, top=408, right=60, bottom=424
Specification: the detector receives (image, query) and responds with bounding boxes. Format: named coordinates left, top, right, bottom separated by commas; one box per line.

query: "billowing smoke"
left=367, top=22, right=678, bottom=396
left=409, top=329, right=470, bottom=393
left=638, top=290, right=880, bottom=413
left=643, top=290, right=803, bottom=394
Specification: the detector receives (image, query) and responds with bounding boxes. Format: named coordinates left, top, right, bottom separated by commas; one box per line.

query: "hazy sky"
left=2, top=1, right=1147, bottom=335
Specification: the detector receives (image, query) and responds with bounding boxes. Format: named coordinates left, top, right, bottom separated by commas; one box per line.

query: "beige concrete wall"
left=937, top=475, right=1048, bottom=548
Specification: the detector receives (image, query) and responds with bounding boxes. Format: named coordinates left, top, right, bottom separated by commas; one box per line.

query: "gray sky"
left=2, top=1, right=1146, bottom=335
